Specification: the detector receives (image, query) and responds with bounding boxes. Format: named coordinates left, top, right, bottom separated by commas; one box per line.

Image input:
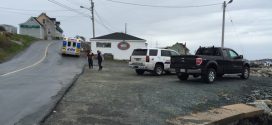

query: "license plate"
left=135, top=58, right=141, bottom=61
left=180, top=69, right=185, bottom=72
left=133, top=63, right=143, bottom=66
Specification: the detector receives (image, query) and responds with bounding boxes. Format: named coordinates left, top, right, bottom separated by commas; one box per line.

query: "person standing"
left=97, top=50, right=103, bottom=71
left=87, top=50, right=94, bottom=69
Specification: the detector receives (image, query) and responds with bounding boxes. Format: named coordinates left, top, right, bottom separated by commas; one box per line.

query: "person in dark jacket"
left=87, top=50, right=94, bottom=69
left=97, top=50, right=103, bottom=71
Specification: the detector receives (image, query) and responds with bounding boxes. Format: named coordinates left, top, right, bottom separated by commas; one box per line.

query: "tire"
left=153, top=64, right=164, bottom=76
left=241, top=66, right=250, bottom=79
left=202, top=68, right=216, bottom=83
left=135, top=69, right=145, bottom=75
left=177, top=73, right=189, bottom=81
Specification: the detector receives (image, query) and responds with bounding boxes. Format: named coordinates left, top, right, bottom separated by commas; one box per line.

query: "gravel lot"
left=43, top=60, right=272, bottom=125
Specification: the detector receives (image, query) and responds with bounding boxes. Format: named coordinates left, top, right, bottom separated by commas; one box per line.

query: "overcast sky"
left=0, top=0, right=271, bottom=60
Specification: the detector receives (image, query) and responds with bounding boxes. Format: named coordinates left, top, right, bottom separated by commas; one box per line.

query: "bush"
left=0, top=26, right=6, bottom=32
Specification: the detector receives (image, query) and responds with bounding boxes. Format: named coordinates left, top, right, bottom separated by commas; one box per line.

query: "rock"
left=248, top=100, right=272, bottom=113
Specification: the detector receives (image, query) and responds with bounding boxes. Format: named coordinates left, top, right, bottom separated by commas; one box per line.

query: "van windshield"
left=132, top=49, right=147, bottom=56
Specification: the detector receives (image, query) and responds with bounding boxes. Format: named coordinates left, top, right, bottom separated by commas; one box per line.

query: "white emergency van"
left=61, top=37, right=81, bottom=56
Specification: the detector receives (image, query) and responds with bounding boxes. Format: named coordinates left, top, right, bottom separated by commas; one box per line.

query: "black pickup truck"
left=171, top=47, right=250, bottom=83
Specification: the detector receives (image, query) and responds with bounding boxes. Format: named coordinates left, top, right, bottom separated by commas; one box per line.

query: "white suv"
left=129, top=48, right=179, bottom=75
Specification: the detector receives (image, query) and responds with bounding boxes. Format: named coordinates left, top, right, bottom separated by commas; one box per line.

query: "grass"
left=0, top=32, right=37, bottom=63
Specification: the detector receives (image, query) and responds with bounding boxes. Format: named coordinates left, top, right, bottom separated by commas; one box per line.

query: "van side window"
left=77, top=43, right=81, bottom=48
left=161, top=50, right=171, bottom=57
left=149, top=49, right=158, bottom=56
left=73, top=42, right=76, bottom=47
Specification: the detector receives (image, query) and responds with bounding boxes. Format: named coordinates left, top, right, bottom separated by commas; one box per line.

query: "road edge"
left=39, top=64, right=86, bottom=125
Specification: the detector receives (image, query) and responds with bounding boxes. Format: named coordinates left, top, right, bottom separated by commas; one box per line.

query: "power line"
left=64, top=0, right=84, bottom=6
left=0, top=6, right=80, bottom=12
left=95, top=18, right=114, bottom=33
left=48, top=0, right=90, bottom=17
left=104, top=0, right=221, bottom=8
left=48, top=0, right=113, bottom=33
left=94, top=9, right=115, bottom=32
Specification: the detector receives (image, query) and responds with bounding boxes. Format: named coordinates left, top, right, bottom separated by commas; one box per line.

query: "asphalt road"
left=43, top=61, right=272, bottom=125
left=0, top=40, right=85, bottom=125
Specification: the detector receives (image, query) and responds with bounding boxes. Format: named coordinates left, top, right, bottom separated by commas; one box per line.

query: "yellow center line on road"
left=0, top=42, right=53, bottom=77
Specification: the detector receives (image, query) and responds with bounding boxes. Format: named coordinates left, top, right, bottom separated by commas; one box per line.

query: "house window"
left=43, top=19, right=46, bottom=24
left=96, top=42, right=111, bottom=48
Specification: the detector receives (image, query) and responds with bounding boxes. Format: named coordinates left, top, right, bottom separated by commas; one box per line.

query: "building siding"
left=19, top=18, right=44, bottom=39
left=90, top=40, right=146, bottom=60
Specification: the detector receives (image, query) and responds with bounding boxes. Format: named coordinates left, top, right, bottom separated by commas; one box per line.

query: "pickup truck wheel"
left=177, top=73, right=189, bottom=81
left=202, top=68, right=216, bottom=83
left=153, top=64, right=163, bottom=76
left=241, top=66, right=250, bottom=79
left=135, top=69, right=145, bottom=75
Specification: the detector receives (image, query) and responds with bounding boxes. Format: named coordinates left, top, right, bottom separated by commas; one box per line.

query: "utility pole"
left=80, top=0, right=95, bottom=38
left=125, top=23, right=127, bottom=34
left=221, top=0, right=233, bottom=48
left=90, top=0, right=95, bottom=38
left=221, top=1, right=226, bottom=48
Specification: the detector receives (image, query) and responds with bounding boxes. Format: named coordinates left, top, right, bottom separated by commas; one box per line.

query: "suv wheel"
left=177, top=73, right=189, bottom=81
left=153, top=64, right=163, bottom=76
left=241, top=66, right=250, bottom=79
left=135, top=69, right=145, bottom=75
left=202, top=68, right=216, bottom=83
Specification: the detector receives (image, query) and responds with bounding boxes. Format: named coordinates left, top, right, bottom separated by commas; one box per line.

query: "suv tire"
left=241, top=66, right=250, bottom=79
left=202, top=68, right=216, bottom=83
left=135, top=69, right=145, bottom=75
left=153, top=64, right=164, bottom=76
left=177, top=73, right=189, bottom=81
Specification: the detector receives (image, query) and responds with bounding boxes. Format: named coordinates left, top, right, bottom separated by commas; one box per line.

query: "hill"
left=0, top=32, right=37, bottom=63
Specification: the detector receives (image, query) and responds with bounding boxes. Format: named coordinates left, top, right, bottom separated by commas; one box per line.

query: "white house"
left=90, top=32, right=147, bottom=60
left=19, top=17, right=44, bottom=39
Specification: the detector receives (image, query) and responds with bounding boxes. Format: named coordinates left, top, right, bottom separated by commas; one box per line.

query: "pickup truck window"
left=196, top=48, right=221, bottom=56
left=149, top=49, right=158, bottom=56
left=161, top=50, right=171, bottom=57
left=132, top=49, right=147, bottom=56
left=228, top=50, right=239, bottom=59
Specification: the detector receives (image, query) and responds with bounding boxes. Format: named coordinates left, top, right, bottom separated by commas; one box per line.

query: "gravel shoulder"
left=43, top=61, right=272, bottom=125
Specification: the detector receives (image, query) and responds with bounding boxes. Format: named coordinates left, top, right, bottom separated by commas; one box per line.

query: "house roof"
left=33, top=17, right=44, bottom=27
left=56, top=26, right=63, bottom=33
left=20, top=17, right=44, bottom=28
left=91, top=32, right=145, bottom=40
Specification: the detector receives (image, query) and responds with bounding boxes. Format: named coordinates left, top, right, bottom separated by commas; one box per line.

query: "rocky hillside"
left=0, top=32, right=37, bottom=63
left=251, top=68, right=272, bottom=77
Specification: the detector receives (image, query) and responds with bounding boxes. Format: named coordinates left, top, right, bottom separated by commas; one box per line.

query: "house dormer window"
left=43, top=19, right=45, bottom=24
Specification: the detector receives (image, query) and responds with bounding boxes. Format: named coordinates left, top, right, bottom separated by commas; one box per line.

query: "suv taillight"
left=146, top=56, right=150, bottom=62
left=196, top=58, right=203, bottom=65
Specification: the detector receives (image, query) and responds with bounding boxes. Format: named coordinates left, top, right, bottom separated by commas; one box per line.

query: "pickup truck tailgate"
left=171, top=55, right=198, bottom=68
